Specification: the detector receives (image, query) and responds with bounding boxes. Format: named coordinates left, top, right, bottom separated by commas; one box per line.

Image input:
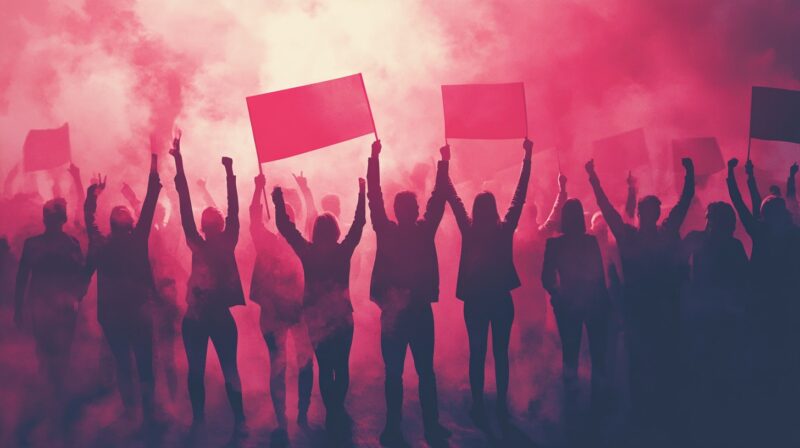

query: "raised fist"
left=371, top=140, right=382, bottom=157
left=221, top=157, right=233, bottom=168
left=585, top=159, right=596, bottom=175
left=681, top=157, right=694, bottom=172
left=728, top=158, right=739, bottom=169
left=254, top=174, right=266, bottom=189
left=440, top=144, right=451, bottom=162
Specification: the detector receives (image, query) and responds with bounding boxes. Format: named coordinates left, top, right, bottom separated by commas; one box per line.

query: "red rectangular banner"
left=247, top=74, right=375, bottom=163
left=23, top=123, right=71, bottom=172
left=442, top=82, right=527, bottom=139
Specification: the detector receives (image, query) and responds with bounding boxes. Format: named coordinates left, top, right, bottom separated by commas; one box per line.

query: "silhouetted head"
left=769, top=185, right=781, bottom=197
left=43, top=198, right=67, bottom=230
left=394, top=191, right=419, bottom=225
left=110, top=206, right=134, bottom=235
left=705, top=201, right=736, bottom=237
left=321, top=194, right=341, bottom=218
left=201, top=207, right=225, bottom=236
left=312, top=213, right=340, bottom=245
left=472, top=191, right=500, bottom=227
left=760, top=195, right=792, bottom=229
left=637, top=195, right=662, bottom=228
left=561, top=199, right=586, bottom=236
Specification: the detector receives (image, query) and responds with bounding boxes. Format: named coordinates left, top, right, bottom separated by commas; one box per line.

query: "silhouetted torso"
left=19, top=230, right=85, bottom=305
left=542, top=233, right=609, bottom=312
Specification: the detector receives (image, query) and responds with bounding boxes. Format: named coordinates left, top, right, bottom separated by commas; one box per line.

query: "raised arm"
left=13, top=241, right=32, bottom=327
left=68, top=163, right=86, bottom=210
left=169, top=134, right=203, bottom=247
left=221, top=157, right=239, bottom=244
left=272, top=186, right=309, bottom=256
left=539, top=173, right=567, bottom=233
left=250, top=173, right=271, bottom=246
left=745, top=160, right=762, bottom=220
left=367, top=140, right=391, bottom=231
left=726, top=158, right=757, bottom=237
left=504, top=139, right=533, bottom=229
left=443, top=145, right=471, bottom=233
left=420, top=145, right=451, bottom=233
left=293, top=171, right=317, bottom=236
left=341, top=178, right=367, bottom=254
left=662, top=158, right=695, bottom=234
left=84, top=175, right=106, bottom=245
left=625, top=171, right=637, bottom=220
left=586, top=160, right=626, bottom=240
left=134, top=154, right=162, bottom=240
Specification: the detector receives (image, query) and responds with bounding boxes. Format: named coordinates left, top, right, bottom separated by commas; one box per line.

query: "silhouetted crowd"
left=4, top=134, right=800, bottom=448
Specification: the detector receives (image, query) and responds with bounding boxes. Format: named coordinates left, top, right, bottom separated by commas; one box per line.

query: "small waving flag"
left=23, top=123, right=71, bottom=172
left=750, top=86, right=800, bottom=144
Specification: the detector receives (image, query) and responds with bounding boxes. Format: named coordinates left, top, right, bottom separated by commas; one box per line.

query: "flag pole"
left=522, top=83, right=529, bottom=140
left=258, top=161, right=270, bottom=219
left=359, top=74, right=378, bottom=141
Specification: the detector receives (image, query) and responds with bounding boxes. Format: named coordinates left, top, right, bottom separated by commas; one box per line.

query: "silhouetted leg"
left=314, top=333, right=336, bottom=413
left=131, top=313, right=156, bottom=423
left=491, top=293, right=514, bottom=418
left=210, top=309, right=245, bottom=424
left=553, top=305, right=582, bottom=432
left=102, top=321, right=136, bottom=414
left=182, top=315, right=209, bottom=423
left=161, top=329, right=179, bottom=401
left=333, top=322, right=354, bottom=410
left=264, top=328, right=288, bottom=429
left=586, top=309, right=610, bottom=426
left=291, top=320, right=314, bottom=422
left=409, top=305, right=444, bottom=434
left=464, top=300, right=490, bottom=416
left=381, top=307, right=409, bottom=432
left=32, top=302, right=77, bottom=404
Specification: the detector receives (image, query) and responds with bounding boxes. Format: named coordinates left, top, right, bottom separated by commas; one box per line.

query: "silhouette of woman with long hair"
left=542, top=198, right=610, bottom=435
left=445, top=139, right=532, bottom=426
left=272, top=177, right=365, bottom=435
left=169, top=135, right=248, bottom=439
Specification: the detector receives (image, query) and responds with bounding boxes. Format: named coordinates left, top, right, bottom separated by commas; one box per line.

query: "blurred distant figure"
left=14, top=197, right=87, bottom=406
left=586, top=157, right=694, bottom=442
left=272, top=176, right=365, bottom=436
left=170, top=135, right=248, bottom=439
left=367, top=140, right=452, bottom=446
left=250, top=173, right=313, bottom=440
left=84, top=154, right=161, bottom=427
left=446, top=139, right=532, bottom=427
left=542, top=199, right=610, bottom=438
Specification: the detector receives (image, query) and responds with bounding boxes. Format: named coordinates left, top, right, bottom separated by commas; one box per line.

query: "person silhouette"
left=586, top=157, right=694, bottom=441
left=445, top=139, right=532, bottom=426
left=726, top=158, right=800, bottom=445
left=169, top=135, right=248, bottom=439
left=366, top=139, right=452, bottom=446
left=681, top=201, right=749, bottom=446
left=14, top=197, right=87, bottom=406
left=542, top=198, right=610, bottom=436
left=786, top=163, right=798, bottom=223
left=250, top=173, right=313, bottom=439
left=272, top=177, right=365, bottom=435
left=84, top=154, right=162, bottom=427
